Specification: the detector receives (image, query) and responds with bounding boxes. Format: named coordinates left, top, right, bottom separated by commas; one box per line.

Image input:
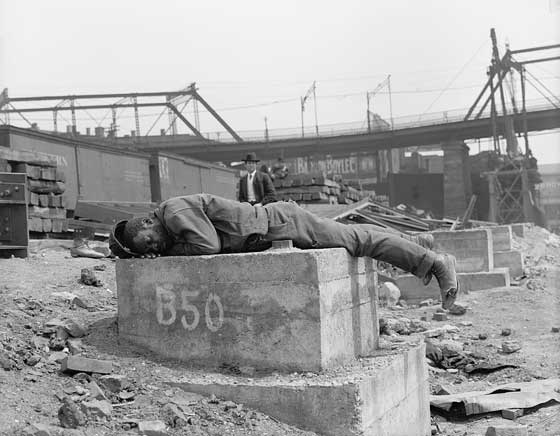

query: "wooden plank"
left=67, top=219, right=112, bottom=233
left=0, top=148, right=58, bottom=167
left=458, top=195, right=477, bottom=229
left=28, top=180, right=66, bottom=194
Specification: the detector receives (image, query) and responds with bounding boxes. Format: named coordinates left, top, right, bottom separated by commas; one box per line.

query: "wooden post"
left=487, top=173, right=498, bottom=223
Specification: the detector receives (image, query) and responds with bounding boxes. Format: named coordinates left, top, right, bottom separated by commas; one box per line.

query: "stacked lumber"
left=0, top=148, right=68, bottom=234
left=336, top=201, right=431, bottom=233
left=274, top=173, right=368, bottom=205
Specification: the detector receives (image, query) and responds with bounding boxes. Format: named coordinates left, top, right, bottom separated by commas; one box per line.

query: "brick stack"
left=274, top=173, right=368, bottom=205
left=12, top=163, right=68, bottom=234
left=337, top=184, right=363, bottom=204
left=274, top=173, right=340, bottom=204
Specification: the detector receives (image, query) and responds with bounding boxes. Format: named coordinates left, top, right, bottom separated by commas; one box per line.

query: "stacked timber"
left=0, top=148, right=68, bottom=234
left=274, top=173, right=368, bottom=205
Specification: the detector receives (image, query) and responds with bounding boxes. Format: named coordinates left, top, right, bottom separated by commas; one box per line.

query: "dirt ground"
left=0, top=225, right=559, bottom=436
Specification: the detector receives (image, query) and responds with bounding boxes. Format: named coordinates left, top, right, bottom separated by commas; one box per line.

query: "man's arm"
left=162, top=202, right=221, bottom=255
left=238, top=176, right=247, bottom=203
left=261, top=172, right=277, bottom=205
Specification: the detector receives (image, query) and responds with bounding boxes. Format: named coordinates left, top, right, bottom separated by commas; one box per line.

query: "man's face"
left=244, top=161, right=257, bottom=173
left=131, top=218, right=171, bottom=254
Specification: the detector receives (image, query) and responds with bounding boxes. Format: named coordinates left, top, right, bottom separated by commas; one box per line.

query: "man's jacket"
left=238, top=171, right=276, bottom=205
left=155, top=194, right=270, bottom=256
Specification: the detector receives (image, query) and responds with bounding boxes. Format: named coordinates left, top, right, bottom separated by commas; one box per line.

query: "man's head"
left=242, top=152, right=259, bottom=173
left=111, top=216, right=172, bottom=257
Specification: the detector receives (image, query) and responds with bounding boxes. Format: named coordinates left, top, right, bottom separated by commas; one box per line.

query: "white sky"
left=1, top=0, right=559, bottom=163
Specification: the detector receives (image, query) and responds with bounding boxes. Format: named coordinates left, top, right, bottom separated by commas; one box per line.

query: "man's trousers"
left=264, top=201, right=435, bottom=279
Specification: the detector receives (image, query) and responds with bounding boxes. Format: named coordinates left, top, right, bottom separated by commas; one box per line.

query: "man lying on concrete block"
left=109, top=193, right=459, bottom=309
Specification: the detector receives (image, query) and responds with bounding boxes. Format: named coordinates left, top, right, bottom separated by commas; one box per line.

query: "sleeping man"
left=110, top=193, right=459, bottom=309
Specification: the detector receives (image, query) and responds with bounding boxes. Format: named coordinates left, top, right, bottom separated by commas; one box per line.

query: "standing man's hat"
left=242, top=152, right=260, bottom=162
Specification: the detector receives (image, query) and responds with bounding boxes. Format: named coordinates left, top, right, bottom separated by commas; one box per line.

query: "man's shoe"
left=430, top=254, right=459, bottom=309
left=414, top=233, right=434, bottom=250
left=70, top=243, right=106, bottom=259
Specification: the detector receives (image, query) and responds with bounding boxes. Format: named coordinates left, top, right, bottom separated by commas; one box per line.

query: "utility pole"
left=264, top=116, right=269, bottom=142
left=366, top=92, right=371, bottom=133
left=133, top=96, right=141, bottom=137
left=111, top=107, right=117, bottom=137
left=387, top=74, right=394, bottom=130
left=70, top=99, right=76, bottom=136
left=312, top=82, right=319, bottom=136
left=520, top=67, right=530, bottom=155
left=366, top=75, right=392, bottom=133
left=300, top=81, right=317, bottom=138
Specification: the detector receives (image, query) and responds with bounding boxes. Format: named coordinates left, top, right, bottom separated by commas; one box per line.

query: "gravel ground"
left=0, top=226, right=558, bottom=435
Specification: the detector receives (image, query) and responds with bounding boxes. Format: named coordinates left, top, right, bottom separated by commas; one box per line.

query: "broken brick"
left=61, top=356, right=112, bottom=374
left=138, top=420, right=168, bottom=435
left=162, top=403, right=188, bottom=428
left=87, top=380, right=108, bottom=401
left=502, top=408, right=524, bottom=420
left=80, top=399, right=112, bottom=418
left=58, top=397, right=86, bottom=429
left=432, top=313, right=448, bottom=322
left=502, top=340, right=522, bottom=354
left=99, top=374, right=129, bottom=393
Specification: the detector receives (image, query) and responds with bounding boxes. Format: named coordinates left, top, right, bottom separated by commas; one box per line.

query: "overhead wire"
left=523, top=66, right=560, bottom=107
left=418, top=38, right=490, bottom=119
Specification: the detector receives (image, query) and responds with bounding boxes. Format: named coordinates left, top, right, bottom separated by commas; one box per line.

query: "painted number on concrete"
left=155, top=285, right=224, bottom=332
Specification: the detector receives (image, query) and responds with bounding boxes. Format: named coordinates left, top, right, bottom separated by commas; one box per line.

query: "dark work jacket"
left=154, top=194, right=270, bottom=255
left=238, top=171, right=277, bottom=205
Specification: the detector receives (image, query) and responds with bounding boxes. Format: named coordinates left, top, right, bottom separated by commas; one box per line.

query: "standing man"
left=238, top=152, right=277, bottom=205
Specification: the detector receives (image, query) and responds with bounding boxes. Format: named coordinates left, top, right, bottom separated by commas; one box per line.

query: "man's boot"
left=423, top=254, right=459, bottom=309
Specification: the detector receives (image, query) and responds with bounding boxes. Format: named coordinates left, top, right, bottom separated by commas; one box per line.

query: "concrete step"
left=431, top=228, right=494, bottom=273
left=494, top=250, right=524, bottom=278
left=167, top=345, right=430, bottom=436
left=487, top=225, right=513, bottom=252
left=395, top=268, right=511, bottom=305
left=116, top=248, right=379, bottom=372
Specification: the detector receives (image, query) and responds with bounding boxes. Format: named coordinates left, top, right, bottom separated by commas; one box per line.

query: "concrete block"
left=42, top=218, right=52, bottom=232
left=51, top=218, right=67, bottom=233
left=431, top=229, right=493, bottom=272
left=502, top=408, right=524, bottom=420
left=396, top=268, right=510, bottom=304
left=28, top=191, right=40, bottom=206
left=13, top=163, right=42, bottom=179
left=117, top=249, right=379, bottom=372
left=55, top=168, right=66, bottom=182
left=41, top=167, right=57, bottom=181
left=48, top=194, right=63, bottom=208
left=168, top=345, right=430, bottom=436
left=61, top=356, right=113, bottom=374
left=510, top=223, right=530, bottom=238
left=488, top=225, right=513, bottom=251
left=28, top=217, right=43, bottom=232
left=494, top=250, right=524, bottom=277
left=39, top=194, right=49, bottom=207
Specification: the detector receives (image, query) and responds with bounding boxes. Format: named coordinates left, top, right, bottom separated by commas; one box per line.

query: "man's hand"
left=140, top=253, right=161, bottom=259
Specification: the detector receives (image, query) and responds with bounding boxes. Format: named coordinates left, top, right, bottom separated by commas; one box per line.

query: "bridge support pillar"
left=443, top=142, right=472, bottom=218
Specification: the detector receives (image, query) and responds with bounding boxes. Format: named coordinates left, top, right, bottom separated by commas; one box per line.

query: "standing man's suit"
left=238, top=170, right=277, bottom=205
left=238, top=152, right=277, bottom=205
